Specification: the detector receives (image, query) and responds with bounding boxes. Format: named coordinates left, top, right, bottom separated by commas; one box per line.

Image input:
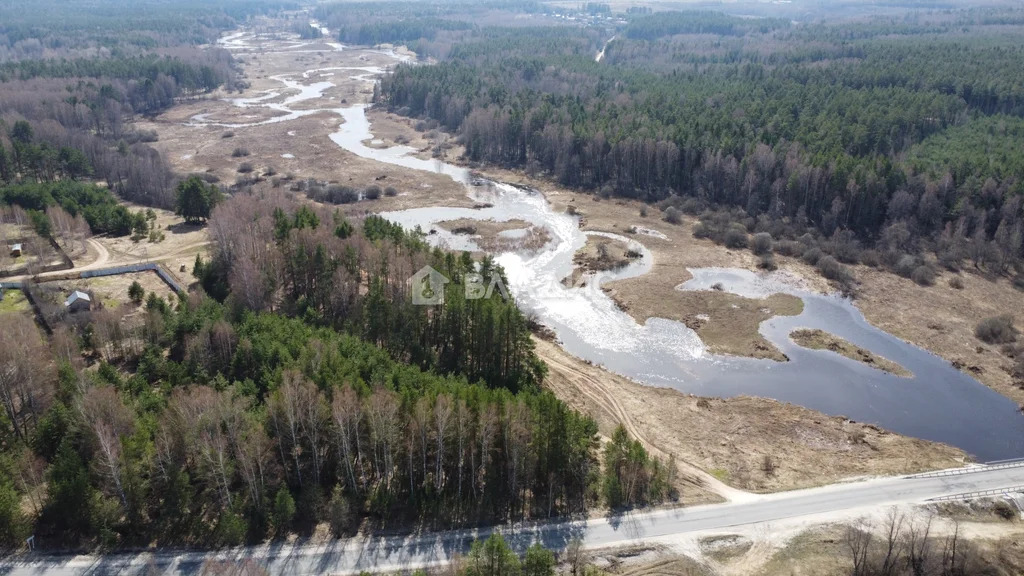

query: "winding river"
left=193, top=28, right=1024, bottom=461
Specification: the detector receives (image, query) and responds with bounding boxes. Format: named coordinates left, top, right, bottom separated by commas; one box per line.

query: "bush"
left=237, top=162, right=254, bottom=174
left=221, top=131, right=235, bottom=139
left=679, top=197, right=703, bottom=215
left=751, top=232, right=773, bottom=255
left=975, top=315, right=1017, bottom=344
left=384, top=186, right=398, bottom=197
left=801, top=247, right=824, bottom=266
left=894, top=254, right=917, bottom=278
left=364, top=185, right=382, bottom=200
left=1014, top=274, right=1024, bottom=292
left=663, top=206, right=682, bottom=224
left=758, top=253, right=777, bottom=271
left=231, top=147, right=250, bottom=157
left=693, top=222, right=712, bottom=239
left=911, top=265, right=936, bottom=286
left=774, top=240, right=802, bottom=257
left=816, top=255, right=850, bottom=282
left=639, top=206, right=648, bottom=218
left=724, top=228, right=748, bottom=249
left=993, top=500, right=1017, bottom=521
left=860, top=249, right=882, bottom=268
left=948, top=276, right=965, bottom=290
left=938, top=249, right=962, bottom=272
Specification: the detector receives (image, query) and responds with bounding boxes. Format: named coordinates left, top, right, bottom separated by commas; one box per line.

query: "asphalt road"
left=4, top=464, right=1024, bottom=575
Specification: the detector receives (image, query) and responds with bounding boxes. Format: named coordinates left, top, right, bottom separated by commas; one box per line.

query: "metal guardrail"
left=904, top=459, right=1024, bottom=480
left=928, top=485, right=1024, bottom=502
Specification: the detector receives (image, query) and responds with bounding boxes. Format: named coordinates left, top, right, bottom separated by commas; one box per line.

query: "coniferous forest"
left=377, top=7, right=1024, bottom=288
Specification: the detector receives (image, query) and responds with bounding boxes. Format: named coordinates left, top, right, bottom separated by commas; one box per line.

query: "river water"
left=194, top=29, right=1024, bottom=461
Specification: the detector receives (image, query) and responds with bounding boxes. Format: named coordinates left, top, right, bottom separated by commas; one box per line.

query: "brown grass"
left=790, top=328, right=911, bottom=377
left=435, top=218, right=551, bottom=253
left=574, top=235, right=639, bottom=273
left=854, top=266, right=1024, bottom=406
left=536, top=337, right=966, bottom=494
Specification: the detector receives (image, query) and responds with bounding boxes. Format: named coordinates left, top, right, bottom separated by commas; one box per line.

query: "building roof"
left=65, top=290, right=91, bottom=307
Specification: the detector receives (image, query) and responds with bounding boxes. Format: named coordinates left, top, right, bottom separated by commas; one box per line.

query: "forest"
left=0, top=194, right=674, bottom=550
left=377, top=8, right=1024, bottom=287
left=0, top=0, right=274, bottom=209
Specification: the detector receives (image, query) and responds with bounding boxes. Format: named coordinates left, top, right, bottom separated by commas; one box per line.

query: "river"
left=191, top=28, right=1024, bottom=461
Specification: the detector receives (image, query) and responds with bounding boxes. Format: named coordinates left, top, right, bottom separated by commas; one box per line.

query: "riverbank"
left=535, top=337, right=967, bottom=494
left=471, top=165, right=1024, bottom=412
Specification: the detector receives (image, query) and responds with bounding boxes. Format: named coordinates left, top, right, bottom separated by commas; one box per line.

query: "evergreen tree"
left=175, top=175, right=221, bottom=224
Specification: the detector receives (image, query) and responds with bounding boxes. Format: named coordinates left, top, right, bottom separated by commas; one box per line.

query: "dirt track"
left=535, top=337, right=966, bottom=495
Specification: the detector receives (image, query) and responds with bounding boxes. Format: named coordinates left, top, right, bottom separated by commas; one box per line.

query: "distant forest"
left=377, top=8, right=1024, bottom=286
left=0, top=0, right=288, bottom=208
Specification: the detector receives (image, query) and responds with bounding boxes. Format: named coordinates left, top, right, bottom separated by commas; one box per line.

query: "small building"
left=9, top=244, right=22, bottom=258
left=64, top=290, right=92, bottom=313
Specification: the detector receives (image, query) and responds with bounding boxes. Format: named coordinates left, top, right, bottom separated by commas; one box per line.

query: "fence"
left=71, top=262, right=185, bottom=293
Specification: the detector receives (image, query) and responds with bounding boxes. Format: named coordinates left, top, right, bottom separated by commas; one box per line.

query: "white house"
left=65, top=290, right=92, bottom=313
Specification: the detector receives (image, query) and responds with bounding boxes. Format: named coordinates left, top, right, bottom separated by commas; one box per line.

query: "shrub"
left=663, top=206, right=682, bottom=224
left=364, top=185, right=382, bottom=200
left=774, top=240, right=802, bottom=257
left=639, top=206, right=648, bottom=218
left=859, top=249, right=881, bottom=268
left=384, top=186, right=398, bottom=197
left=975, top=315, right=1017, bottom=344
left=758, top=253, right=777, bottom=271
left=948, top=276, right=964, bottom=290
left=751, top=232, right=773, bottom=255
left=325, top=185, right=358, bottom=204
left=1014, top=274, right=1024, bottom=292
left=993, top=500, right=1017, bottom=521
left=938, top=250, right=962, bottom=272
left=679, top=198, right=703, bottom=215
left=221, top=131, right=235, bottom=139
left=724, top=228, right=748, bottom=249
left=816, top=255, right=850, bottom=282
left=911, top=265, right=936, bottom=286
left=237, top=162, right=254, bottom=174
left=693, top=222, right=712, bottom=239
left=801, top=247, right=824, bottom=266
left=894, top=254, right=917, bottom=278
left=231, top=147, right=250, bottom=157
